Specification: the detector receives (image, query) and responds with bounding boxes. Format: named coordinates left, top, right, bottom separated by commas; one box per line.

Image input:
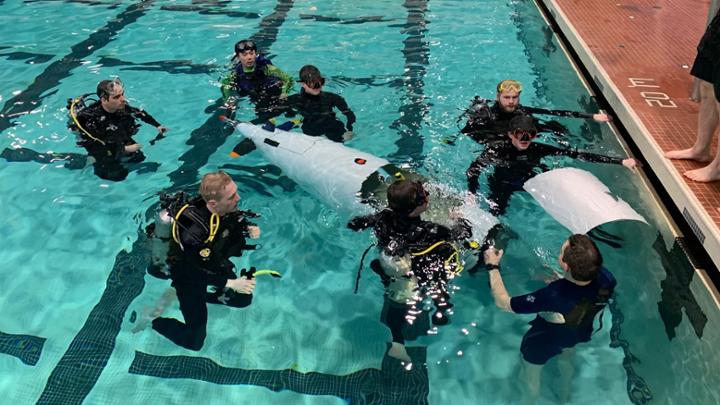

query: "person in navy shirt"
left=484, top=234, right=616, bottom=398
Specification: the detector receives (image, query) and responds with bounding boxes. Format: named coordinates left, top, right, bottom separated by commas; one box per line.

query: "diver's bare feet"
left=131, top=288, right=177, bottom=333
left=388, top=342, right=412, bottom=363
left=684, top=163, right=720, bottom=182
left=665, top=148, right=712, bottom=162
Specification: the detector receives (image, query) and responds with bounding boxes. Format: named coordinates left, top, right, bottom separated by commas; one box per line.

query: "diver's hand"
left=279, top=93, right=288, bottom=101
left=247, top=225, right=261, bottom=239
left=622, top=158, right=640, bottom=170
left=593, top=113, right=612, bottom=122
left=157, top=125, right=169, bottom=134
left=342, top=131, right=354, bottom=141
left=483, top=247, right=503, bottom=266
left=226, top=276, right=256, bottom=294
left=124, top=143, right=142, bottom=153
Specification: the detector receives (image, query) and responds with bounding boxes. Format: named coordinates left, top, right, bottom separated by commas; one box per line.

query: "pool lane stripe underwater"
left=0, top=1, right=666, bottom=404
left=0, top=0, right=157, bottom=372
left=0, top=0, right=155, bottom=133
left=129, top=347, right=430, bottom=405
left=388, top=0, right=430, bottom=164
left=0, top=332, right=46, bottom=367
left=4, top=1, right=294, bottom=404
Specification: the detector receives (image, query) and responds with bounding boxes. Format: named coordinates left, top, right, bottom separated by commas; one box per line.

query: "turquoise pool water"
left=1, top=1, right=719, bottom=404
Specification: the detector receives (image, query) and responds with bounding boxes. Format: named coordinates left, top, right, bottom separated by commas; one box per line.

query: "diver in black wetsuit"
left=459, top=79, right=611, bottom=144
left=1, top=78, right=167, bottom=181
left=150, top=171, right=261, bottom=351
left=467, top=114, right=638, bottom=217
left=348, top=179, right=472, bottom=363
left=279, top=65, right=356, bottom=142
left=71, top=79, right=167, bottom=181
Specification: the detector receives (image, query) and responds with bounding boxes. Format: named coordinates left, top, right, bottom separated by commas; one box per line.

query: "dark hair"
left=387, top=180, right=427, bottom=215
left=508, top=113, right=536, bottom=132
left=298, top=65, right=323, bottom=83
left=234, top=39, right=257, bottom=54
left=96, top=78, right=123, bottom=99
left=562, top=234, right=602, bottom=281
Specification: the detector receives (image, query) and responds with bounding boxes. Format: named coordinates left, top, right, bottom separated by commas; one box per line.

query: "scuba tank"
left=146, top=192, right=191, bottom=279
left=378, top=253, right=419, bottom=305
left=148, top=209, right=173, bottom=279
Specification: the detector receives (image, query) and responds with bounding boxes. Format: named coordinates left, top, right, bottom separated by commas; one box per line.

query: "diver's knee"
left=187, top=334, right=206, bottom=351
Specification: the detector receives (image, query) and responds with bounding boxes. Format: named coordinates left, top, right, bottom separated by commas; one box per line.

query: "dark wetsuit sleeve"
left=599, top=267, right=617, bottom=291
left=129, top=106, right=162, bottom=128
left=536, top=143, right=624, bottom=165
left=347, top=214, right=377, bottom=231
left=264, top=94, right=298, bottom=121
left=510, top=282, right=559, bottom=314
left=522, top=105, right=594, bottom=119
left=332, top=94, right=355, bottom=131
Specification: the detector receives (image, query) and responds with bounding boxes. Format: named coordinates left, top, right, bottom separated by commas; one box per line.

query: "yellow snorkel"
left=240, top=267, right=282, bottom=279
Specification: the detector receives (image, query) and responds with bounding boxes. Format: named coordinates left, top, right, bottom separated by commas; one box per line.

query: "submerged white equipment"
left=523, top=167, right=648, bottom=234
left=225, top=120, right=497, bottom=240
left=230, top=121, right=386, bottom=213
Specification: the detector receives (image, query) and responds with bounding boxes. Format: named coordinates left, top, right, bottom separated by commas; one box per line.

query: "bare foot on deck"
left=684, top=164, right=720, bottom=182
left=131, top=288, right=177, bottom=333
left=665, top=148, right=712, bottom=162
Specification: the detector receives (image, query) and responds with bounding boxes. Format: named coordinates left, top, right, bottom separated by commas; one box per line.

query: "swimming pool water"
left=1, top=1, right=719, bottom=404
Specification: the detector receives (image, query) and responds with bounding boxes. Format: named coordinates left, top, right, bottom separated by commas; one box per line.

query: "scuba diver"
left=228, top=64, right=356, bottom=156
left=458, top=79, right=611, bottom=145
left=144, top=171, right=262, bottom=351
left=1, top=78, right=167, bottom=181
left=467, top=114, right=638, bottom=217
left=348, top=179, right=472, bottom=363
left=220, top=39, right=293, bottom=122
left=278, top=65, right=356, bottom=143
left=484, top=235, right=616, bottom=399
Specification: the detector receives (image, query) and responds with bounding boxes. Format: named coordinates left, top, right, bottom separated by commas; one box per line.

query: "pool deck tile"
left=539, top=0, right=720, bottom=269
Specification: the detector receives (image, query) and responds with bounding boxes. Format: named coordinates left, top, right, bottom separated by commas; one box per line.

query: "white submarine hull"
left=230, top=122, right=498, bottom=241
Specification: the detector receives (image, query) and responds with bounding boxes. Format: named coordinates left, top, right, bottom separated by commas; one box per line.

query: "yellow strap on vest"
left=410, top=240, right=464, bottom=274
left=171, top=204, right=220, bottom=244
left=70, top=98, right=105, bottom=145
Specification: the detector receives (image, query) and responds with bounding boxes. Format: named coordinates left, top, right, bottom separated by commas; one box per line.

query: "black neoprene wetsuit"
left=282, top=90, right=356, bottom=142
left=348, top=209, right=472, bottom=342
left=152, top=199, right=256, bottom=351
left=72, top=101, right=162, bottom=181
left=461, top=100, right=595, bottom=144
left=467, top=140, right=624, bottom=216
